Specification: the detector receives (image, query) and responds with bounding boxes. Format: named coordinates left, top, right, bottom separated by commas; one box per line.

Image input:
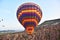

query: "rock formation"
left=0, top=19, right=60, bottom=40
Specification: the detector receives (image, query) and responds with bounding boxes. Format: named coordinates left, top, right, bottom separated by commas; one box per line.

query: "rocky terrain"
left=0, top=19, right=60, bottom=40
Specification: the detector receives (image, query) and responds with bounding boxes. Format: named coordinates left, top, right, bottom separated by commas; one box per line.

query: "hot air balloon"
left=17, top=2, right=42, bottom=34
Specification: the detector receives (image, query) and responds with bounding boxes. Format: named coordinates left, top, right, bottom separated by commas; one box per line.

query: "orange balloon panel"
left=17, top=3, right=42, bottom=34
left=26, top=26, right=34, bottom=34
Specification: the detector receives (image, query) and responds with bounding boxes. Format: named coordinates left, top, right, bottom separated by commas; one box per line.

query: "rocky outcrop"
left=0, top=19, right=60, bottom=40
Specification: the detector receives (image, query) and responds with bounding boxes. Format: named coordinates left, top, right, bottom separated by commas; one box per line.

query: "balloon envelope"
left=17, top=3, right=42, bottom=34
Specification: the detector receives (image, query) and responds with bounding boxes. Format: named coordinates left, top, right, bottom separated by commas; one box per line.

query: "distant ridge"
left=35, top=18, right=60, bottom=30
left=0, top=30, right=23, bottom=34
left=39, top=18, right=60, bottom=26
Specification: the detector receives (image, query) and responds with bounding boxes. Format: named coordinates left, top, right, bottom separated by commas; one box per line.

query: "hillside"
left=0, top=19, right=60, bottom=40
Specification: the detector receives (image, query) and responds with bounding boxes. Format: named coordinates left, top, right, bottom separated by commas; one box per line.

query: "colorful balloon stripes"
left=17, top=3, right=42, bottom=34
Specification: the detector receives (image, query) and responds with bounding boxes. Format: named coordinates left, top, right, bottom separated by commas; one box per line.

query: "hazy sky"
left=0, top=0, right=60, bottom=31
